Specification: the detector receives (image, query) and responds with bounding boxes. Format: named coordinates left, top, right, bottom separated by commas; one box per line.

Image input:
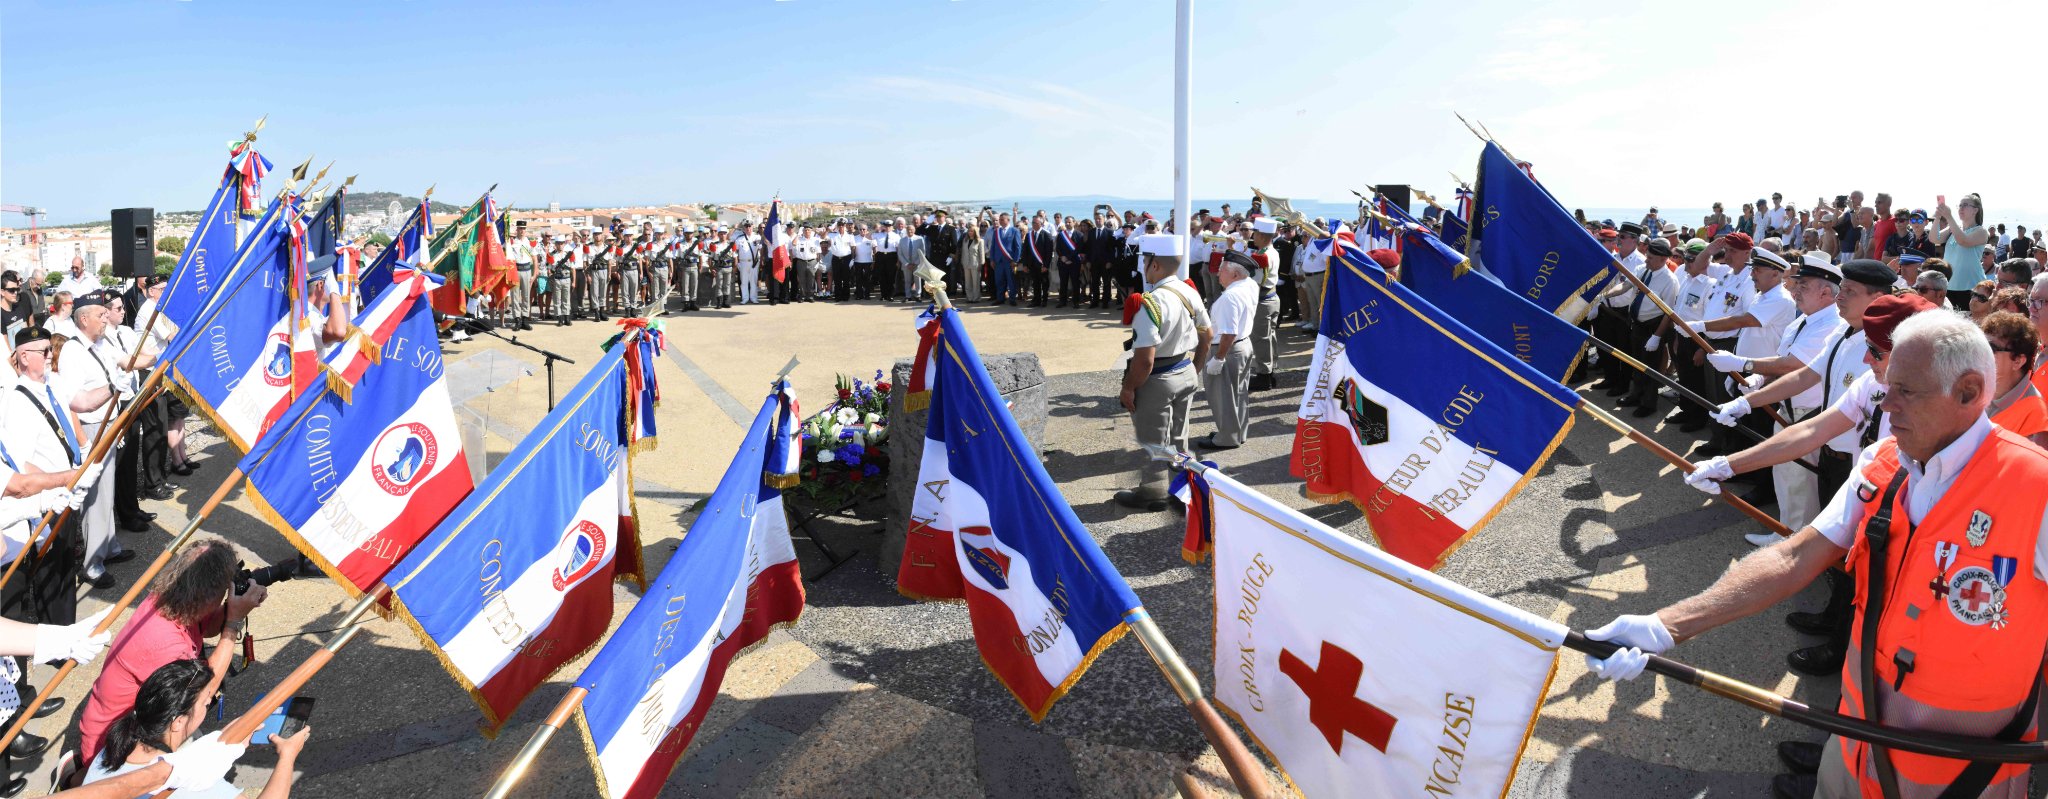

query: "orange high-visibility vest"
left=1838, top=429, right=2048, bottom=797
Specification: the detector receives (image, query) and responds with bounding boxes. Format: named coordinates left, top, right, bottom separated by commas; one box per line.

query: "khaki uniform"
left=1130, top=278, right=1211, bottom=498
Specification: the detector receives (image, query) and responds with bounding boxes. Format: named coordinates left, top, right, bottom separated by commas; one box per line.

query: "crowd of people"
left=469, top=201, right=1341, bottom=343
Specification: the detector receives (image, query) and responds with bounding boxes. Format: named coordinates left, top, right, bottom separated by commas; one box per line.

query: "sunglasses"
left=1990, top=343, right=2028, bottom=356
left=14, top=346, right=49, bottom=357
left=1973, top=293, right=1994, bottom=302
left=1867, top=344, right=1890, bottom=360
left=2031, top=298, right=2048, bottom=310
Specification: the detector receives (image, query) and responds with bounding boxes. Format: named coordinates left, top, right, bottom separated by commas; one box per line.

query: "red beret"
left=1367, top=249, right=1401, bottom=269
left=1121, top=292, right=1144, bottom=326
left=1597, top=228, right=1619, bottom=240
left=1862, top=293, right=1938, bottom=352
left=1721, top=232, right=1754, bottom=250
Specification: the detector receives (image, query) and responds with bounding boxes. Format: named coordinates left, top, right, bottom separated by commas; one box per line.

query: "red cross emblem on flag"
left=1278, top=641, right=1398, bottom=756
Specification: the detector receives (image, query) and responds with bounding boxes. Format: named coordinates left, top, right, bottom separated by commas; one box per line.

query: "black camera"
left=234, top=556, right=310, bottom=596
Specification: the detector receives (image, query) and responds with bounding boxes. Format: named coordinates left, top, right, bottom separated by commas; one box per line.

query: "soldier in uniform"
left=506, top=233, right=536, bottom=331
left=711, top=227, right=737, bottom=309
left=548, top=238, right=574, bottom=326
left=1246, top=218, right=1283, bottom=391
left=587, top=233, right=613, bottom=322
left=1115, top=234, right=1213, bottom=511
left=618, top=233, right=643, bottom=316
left=649, top=226, right=673, bottom=313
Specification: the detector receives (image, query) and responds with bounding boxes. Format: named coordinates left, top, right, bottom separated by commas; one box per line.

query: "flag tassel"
left=1122, top=609, right=1274, bottom=799
left=0, top=467, right=245, bottom=755
left=1574, top=401, right=1796, bottom=537
left=481, top=687, right=586, bottom=799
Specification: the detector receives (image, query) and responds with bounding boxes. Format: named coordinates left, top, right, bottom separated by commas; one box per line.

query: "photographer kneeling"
left=84, top=659, right=309, bottom=798
left=76, top=541, right=265, bottom=770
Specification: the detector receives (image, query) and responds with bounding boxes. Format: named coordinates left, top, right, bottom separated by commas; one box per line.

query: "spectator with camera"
left=75, top=540, right=267, bottom=769
left=84, top=658, right=309, bottom=798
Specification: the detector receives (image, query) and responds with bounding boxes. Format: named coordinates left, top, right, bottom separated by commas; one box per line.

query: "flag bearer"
left=1115, top=234, right=1211, bottom=512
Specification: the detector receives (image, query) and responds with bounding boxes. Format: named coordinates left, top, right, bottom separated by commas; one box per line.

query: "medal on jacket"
left=1947, top=565, right=2008, bottom=628
left=1931, top=541, right=1959, bottom=598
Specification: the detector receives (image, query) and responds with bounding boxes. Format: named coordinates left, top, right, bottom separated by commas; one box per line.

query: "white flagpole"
left=1173, top=0, right=1193, bottom=280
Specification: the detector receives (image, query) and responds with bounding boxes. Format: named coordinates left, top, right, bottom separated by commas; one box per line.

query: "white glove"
left=1705, top=351, right=1748, bottom=373
left=33, top=607, right=112, bottom=664
left=1204, top=358, right=1224, bottom=376
left=63, top=487, right=88, bottom=512
left=1711, top=397, right=1750, bottom=427
left=1743, top=373, right=1767, bottom=391
left=74, top=461, right=106, bottom=492
left=1683, top=456, right=1733, bottom=495
left=32, top=489, right=68, bottom=514
left=1583, top=613, right=1675, bottom=681
left=1642, top=334, right=1661, bottom=352
left=160, top=731, right=248, bottom=790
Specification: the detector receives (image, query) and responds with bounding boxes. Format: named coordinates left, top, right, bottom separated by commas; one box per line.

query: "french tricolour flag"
left=896, top=307, right=1141, bottom=722
left=572, top=384, right=805, bottom=799
left=764, top=199, right=791, bottom=282
left=321, top=268, right=439, bottom=395
left=388, top=333, right=653, bottom=733
left=171, top=196, right=301, bottom=453
left=1291, top=242, right=1578, bottom=570
left=236, top=283, right=472, bottom=597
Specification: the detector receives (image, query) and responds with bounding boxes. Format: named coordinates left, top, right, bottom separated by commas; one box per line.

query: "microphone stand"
left=459, top=319, right=576, bottom=410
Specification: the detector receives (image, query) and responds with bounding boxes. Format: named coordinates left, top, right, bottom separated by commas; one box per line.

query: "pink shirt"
left=77, top=595, right=216, bottom=764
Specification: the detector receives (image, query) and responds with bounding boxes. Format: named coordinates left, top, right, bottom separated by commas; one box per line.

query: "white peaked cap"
left=1140, top=234, right=1185, bottom=258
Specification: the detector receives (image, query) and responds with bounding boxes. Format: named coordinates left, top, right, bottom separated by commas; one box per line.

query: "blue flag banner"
left=574, top=385, right=804, bottom=799
left=1468, top=141, right=1617, bottom=322
left=168, top=196, right=298, bottom=452
left=1398, top=222, right=1589, bottom=381
left=386, top=335, right=650, bottom=734
left=237, top=293, right=474, bottom=599
left=360, top=201, right=432, bottom=308
left=1292, top=240, right=1578, bottom=569
left=158, top=151, right=261, bottom=332
left=895, top=307, right=1142, bottom=721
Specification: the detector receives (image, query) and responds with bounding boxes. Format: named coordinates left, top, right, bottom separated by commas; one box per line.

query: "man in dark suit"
left=1087, top=212, right=1118, bottom=308
left=927, top=211, right=960, bottom=295
left=1022, top=217, right=1054, bottom=307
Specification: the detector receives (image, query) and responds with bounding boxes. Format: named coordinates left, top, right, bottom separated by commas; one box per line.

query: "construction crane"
left=1, top=204, right=48, bottom=275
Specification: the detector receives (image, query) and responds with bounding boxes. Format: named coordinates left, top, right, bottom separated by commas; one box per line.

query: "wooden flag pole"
left=1123, top=609, right=1274, bottom=799
left=1575, top=400, right=1796, bottom=537
left=1565, top=632, right=2048, bottom=763
left=155, top=588, right=388, bottom=799
left=0, top=468, right=245, bottom=754
left=479, top=687, right=588, bottom=799
left=1579, top=337, right=1820, bottom=475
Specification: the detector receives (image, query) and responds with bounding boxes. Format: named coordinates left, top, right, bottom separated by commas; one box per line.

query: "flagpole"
left=479, top=687, right=587, bottom=799
left=154, top=588, right=386, bottom=799
left=1580, top=337, right=1821, bottom=475
left=1574, top=400, right=1795, bottom=537
left=1565, top=632, right=2048, bottom=763
left=1171, top=0, right=1192, bottom=281
left=1123, top=609, right=1274, bottom=799
left=0, top=468, right=245, bottom=753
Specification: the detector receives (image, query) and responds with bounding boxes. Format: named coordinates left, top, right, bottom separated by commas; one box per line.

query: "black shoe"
left=33, top=696, right=64, bottom=719
left=1771, top=772, right=1817, bottom=799
left=7, top=731, right=47, bottom=759
left=0, top=775, right=22, bottom=798
left=1692, top=443, right=1727, bottom=459
left=1679, top=419, right=1708, bottom=433
left=1776, top=741, right=1822, bottom=774
left=1787, top=642, right=1844, bottom=676
left=1630, top=403, right=1660, bottom=418
left=1249, top=374, right=1277, bottom=392
left=86, top=572, right=116, bottom=591
left=118, top=516, right=150, bottom=533
left=104, top=549, right=138, bottom=565
left=1194, top=434, right=1240, bottom=451
left=170, top=462, right=196, bottom=476
left=1603, top=384, right=1630, bottom=397
left=1615, top=395, right=1639, bottom=407
left=1785, top=610, right=1842, bottom=636
left=1113, top=490, right=1169, bottom=512
left=1590, top=380, right=1619, bottom=392
left=143, top=485, right=176, bottom=501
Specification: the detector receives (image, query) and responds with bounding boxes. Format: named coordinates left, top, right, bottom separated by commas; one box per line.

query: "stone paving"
left=10, top=299, right=1899, bottom=797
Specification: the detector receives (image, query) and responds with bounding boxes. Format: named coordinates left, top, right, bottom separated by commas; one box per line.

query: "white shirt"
left=1608, top=260, right=1680, bottom=321
left=1300, top=241, right=1331, bottom=275
left=1209, top=279, right=1257, bottom=344
left=1807, top=415, right=2048, bottom=582
left=1701, top=266, right=1755, bottom=339
left=1762, top=206, right=1791, bottom=234
left=1675, top=263, right=1732, bottom=324
left=1735, top=282, right=1795, bottom=359
left=55, top=271, right=99, bottom=299
left=1773, top=305, right=1844, bottom=409
left=877, top=231, right=901, bottom=254
left=1, top=373, right=80, bottom=470
left=1829, top=372, right=1892, bottom=455
left=85, top=755, right=239, bottom=799
left=1604, top=250, right=1649, bottom=307
left=1813, top=328, right=1873, bottom=453
left=852, top=235, right=875, bottom=263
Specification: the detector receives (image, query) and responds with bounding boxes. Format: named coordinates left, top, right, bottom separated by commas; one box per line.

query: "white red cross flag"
left=1196, top=466, right=1563, bottom=798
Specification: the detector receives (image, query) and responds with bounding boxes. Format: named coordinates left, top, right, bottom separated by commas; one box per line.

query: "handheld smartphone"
left=1937, top=195, right=1947, bottom=206
left=252, top=697, right=316, bottom=744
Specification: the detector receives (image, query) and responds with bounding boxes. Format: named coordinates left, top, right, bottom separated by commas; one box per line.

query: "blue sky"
left=6, top=0, right=2044, bottom=227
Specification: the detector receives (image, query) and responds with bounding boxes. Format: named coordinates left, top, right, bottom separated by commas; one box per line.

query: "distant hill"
left=343, top=190, right=461, bottom=216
